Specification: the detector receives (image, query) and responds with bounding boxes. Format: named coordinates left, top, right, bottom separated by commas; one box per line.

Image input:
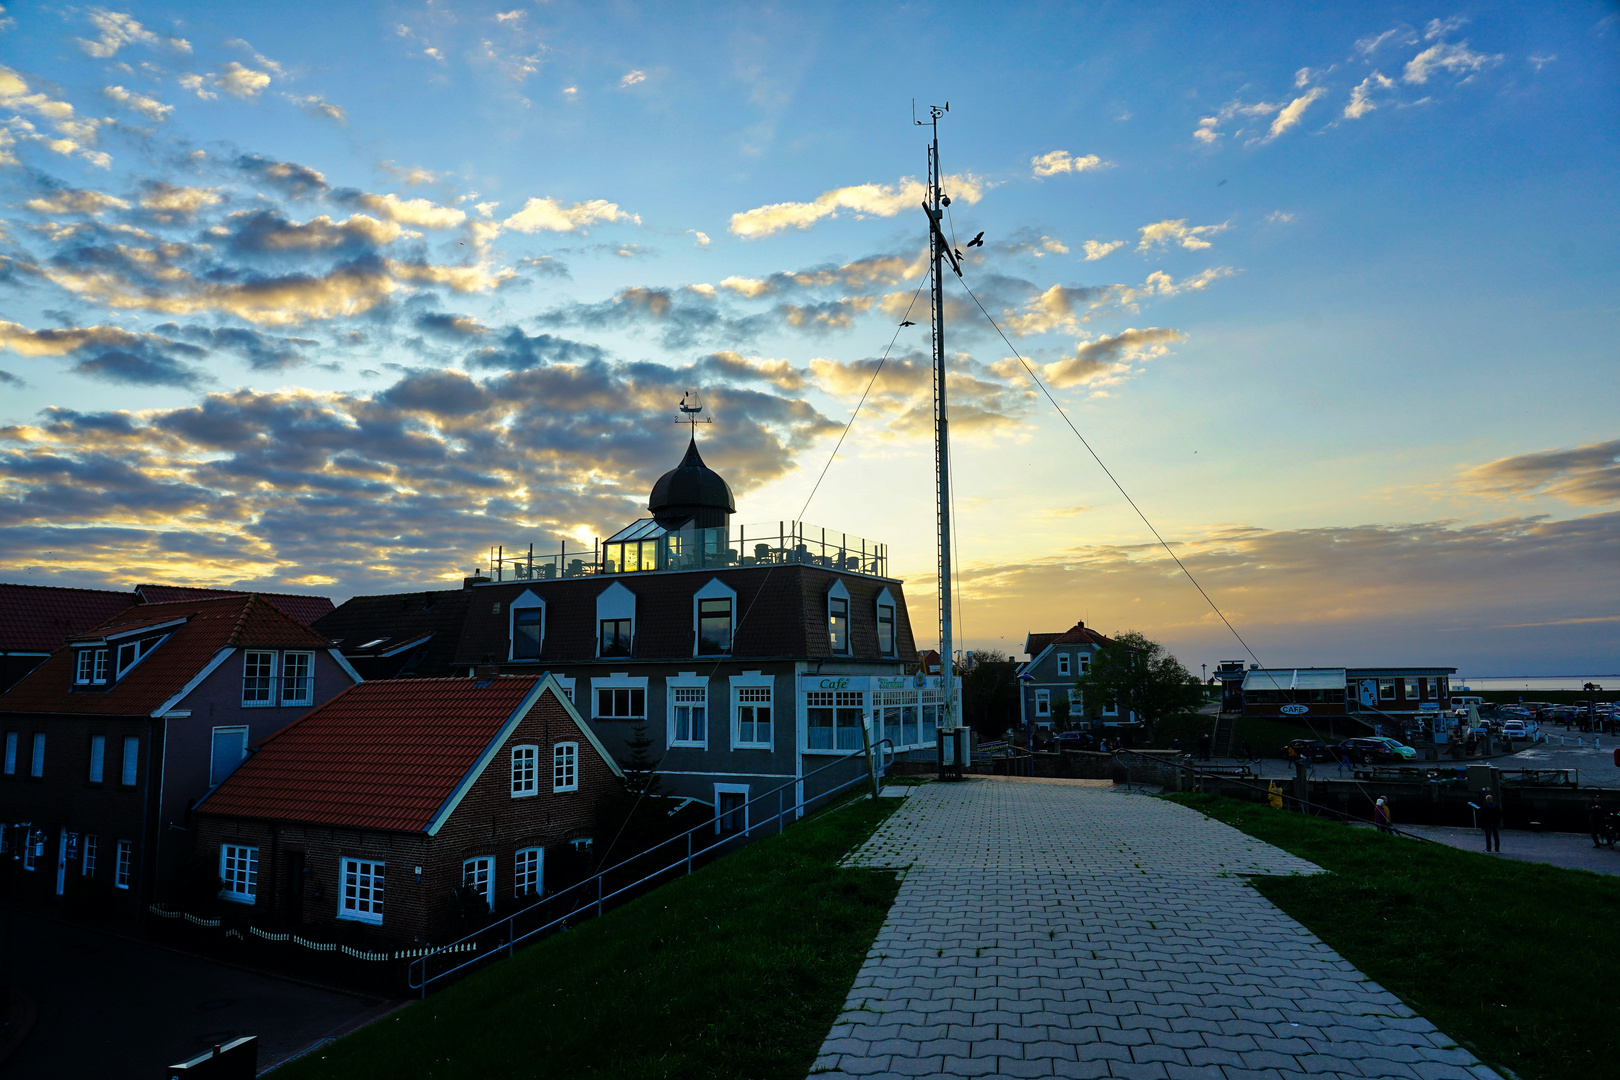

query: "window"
left=734, top=684, right=772, bottom=748
left=4, top=732, right=16, bottom=775
left=553, top=742, right=579, bottom=792
left=339, top=858, right=384, bottom=923
left=1057, top=654, right=1071, bottom=677
left=806, top=690, right=865, bottom=752
left=828, top=596, right=849, bottom=653
left=82, top=835, right=97, bottom=877
left=1379, top=680, right=1396, bottom=701
left=462, top=857, right=493, bottom=910
left=1404, top=678, right=1419, bottom=700
left=76, top=650, right=95, bottom=684
left=715, top=785, right=748, bottom=834
left=876, top=603, right=895, bottom=656
left=670, top=685, right=707, bottom=746
left=511, top=744, right=539, bottom=797
left=599, top=619, right=633, bottom=657
left=30, top=733, right=45, bottom=778
left=595, top=684, right=646, bottom=720
left=220, top=844, right=259, bottom=903
left=209, top=728, right=246, bottom=787
left=115, top=840, right=132, bottom=889
left=93, top=649, right=109, bottom=684
left=89, top=735, right=106, bottom=783
left=514, top=847, right=543, bottom=897
left=121, top=735, right=139, bottom=786
left=1079, top=653, right=1091, bottom=675
left=281, top=652, right=314, bottom=706
left=697, top=598, right=732, bottom=655
left=1034, top=689, right=1051, bottom=717
left=23, top=829, right=41, bottom=871
left=114, top=636, right=161, bottom=679
left=512, top=608, right=543, bottom=659
left=243, top=651, right=275, bottom=705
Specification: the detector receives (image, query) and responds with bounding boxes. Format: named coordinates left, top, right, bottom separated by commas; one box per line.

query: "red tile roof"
left=0, top=583, right=138, bottom=652
left=1025, top=621, right=1112, bottom=658
left=195, top=676, right=547, bottom=832
left=0, top=594, right=333, bottom=717
left=135, top=584, right=335, bottom=626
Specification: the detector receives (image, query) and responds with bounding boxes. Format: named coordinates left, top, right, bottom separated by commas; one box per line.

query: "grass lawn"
left=277, top=797, right=899, bottom=1080
left=1169, top=793, right=1620, bottom=1080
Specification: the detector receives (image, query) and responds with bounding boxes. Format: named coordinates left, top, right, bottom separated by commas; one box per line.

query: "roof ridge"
left=224, top=593, right=260, bottom=647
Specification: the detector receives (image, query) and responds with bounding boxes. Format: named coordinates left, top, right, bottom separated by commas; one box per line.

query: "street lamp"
left=1018, top=671, right=1036, bottom=777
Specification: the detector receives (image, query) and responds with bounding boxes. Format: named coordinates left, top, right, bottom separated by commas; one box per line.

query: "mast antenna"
left=916, top=101, right=958, bottom=733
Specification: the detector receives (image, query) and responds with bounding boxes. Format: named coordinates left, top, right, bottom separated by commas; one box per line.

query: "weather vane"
left=676, top=390, right=712, bottom=439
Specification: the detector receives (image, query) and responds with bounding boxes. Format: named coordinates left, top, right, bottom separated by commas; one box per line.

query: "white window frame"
left=553, top=676, right=576, bottom=705
left=826, top=580, right=851, bottom=655
left=3, top=732, right=14, bottom=775
left=82, top=834, right=97, bottom=877
left=115, top=840, right=132, bottom=889
left=209, top=727, right=247, bottom=787
left=875, top=588, right=897, bottom=657
left=1034, top=689, right=1051, bottom=717
left=121, top=735, right=140, bottom=786
left=281, top=650, right=315, bottom=706
left=714, top=783, right=750, bottom=835
left=30, top=733, right=45, bottom=778
left=76, top=650, right=95, bottom=685
left=590, top=673, right=648, bottom=721
left=692, top=578, right=737, bottom=657
left=667, top=674, right=710, bottom=749
left=514, top=846, right=543, bottom=898
left=1079, top=653, right=1091, bottom=675
left=595, top=582, right=637, bottom=658
left=1057, top=654, right=1071, bottom=677
left=553, top=742, right=579, bottom=792
left=242, top=650, right=277, bottom=707
left=338, top=858, right=384, bottom=924
left=89, top=734, right=106, bottom=783
left=508, top=590, right=546, bottom=661
left=220, top=844, right=259, bottom=904
left=113, top=634, right=165, bottom=680
left=730, top=673, right=774, bottom=750
left=93, top=649, right=109, bottom=684
left=462, top=856, right=494, bottom=910
left=511, top=744, right=539, bottom=797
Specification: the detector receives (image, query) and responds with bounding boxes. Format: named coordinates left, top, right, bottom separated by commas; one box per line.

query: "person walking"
left=1338, top=748, right=1352, bottom=775
left=1197, top=733, right=1211, bottom=762
left=1590, top=795, right=1608, bottom=849
left=1373, top=797, right=1392, bottom=833
left=1479, top=794, right=1502, bottom=852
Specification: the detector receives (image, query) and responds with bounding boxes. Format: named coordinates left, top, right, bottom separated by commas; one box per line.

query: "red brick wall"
left=195, top=688, right=620, bottom=944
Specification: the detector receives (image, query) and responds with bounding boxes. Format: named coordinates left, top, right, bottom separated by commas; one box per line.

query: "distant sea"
left=1455, top=676, right=1619, bottom=692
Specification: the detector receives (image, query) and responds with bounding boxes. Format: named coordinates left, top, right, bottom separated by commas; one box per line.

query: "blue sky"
left=0, top=1, right=1616, bottom=675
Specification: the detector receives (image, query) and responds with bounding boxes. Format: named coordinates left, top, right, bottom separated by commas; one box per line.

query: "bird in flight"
left=966, top=232, right=984, bottom=248
left=900, top=320, right=915, bottom=327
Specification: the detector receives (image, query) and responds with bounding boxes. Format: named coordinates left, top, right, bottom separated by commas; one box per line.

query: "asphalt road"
left=0, top=910, right=390, bottom=1077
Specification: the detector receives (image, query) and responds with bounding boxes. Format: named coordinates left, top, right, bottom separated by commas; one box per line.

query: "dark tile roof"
left=0, top=595, right=333, bottom=717
left=0, top=583, right=138, bottom=652
left=195, top=676, right=558, bottom=832
left=1025, top=621, right=1112, bottom=658
left=135, top=584, right=335, bottom=626
left=312, top=588, right=473, bottom=678
left=452, top=566, right=918, bottom=665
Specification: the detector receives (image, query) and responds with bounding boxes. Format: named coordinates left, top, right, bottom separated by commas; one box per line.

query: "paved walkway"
left=812, top=778, right=1503, bottom=1080
left=1401, top=823, right=1620, bottom=876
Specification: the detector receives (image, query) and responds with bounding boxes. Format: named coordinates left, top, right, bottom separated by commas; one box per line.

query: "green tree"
left=1072, top=631, right=1202, bottom=734
left=959, top=649, right=1020, bottom=738
left=618, top=720, right=663, bottom=798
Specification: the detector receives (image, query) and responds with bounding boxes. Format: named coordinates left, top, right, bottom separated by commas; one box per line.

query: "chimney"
left=463, top=568, right=491, bottom=590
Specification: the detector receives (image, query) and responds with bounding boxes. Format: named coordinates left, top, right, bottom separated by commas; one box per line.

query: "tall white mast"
left=919, top=102, right=957, bottom=730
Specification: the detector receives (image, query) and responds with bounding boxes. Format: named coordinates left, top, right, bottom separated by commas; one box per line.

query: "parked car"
left=1367, top=736, right=1418, bottom=759
left=1501, top=720, right=1529, bottom=740
left=1335, top=738, right=1395, bottom=764
left=1284, top=738, right=1332, bottom=762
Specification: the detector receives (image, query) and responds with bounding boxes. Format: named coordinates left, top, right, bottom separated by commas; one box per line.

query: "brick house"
left=0, top=594, right=357, bottom=922
left=1017, top=620, right=1136, bottom=729
left=192, top=674, right=621, bottom=945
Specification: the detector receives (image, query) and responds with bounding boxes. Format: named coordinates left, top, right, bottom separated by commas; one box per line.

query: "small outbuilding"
left=194, top=674, right=621, bottom=945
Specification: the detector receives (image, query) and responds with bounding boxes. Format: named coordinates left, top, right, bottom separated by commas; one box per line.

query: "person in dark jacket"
left=1591, top=795, right=1609, bottom=849
left=1479, top=794, right=1502, bottom=852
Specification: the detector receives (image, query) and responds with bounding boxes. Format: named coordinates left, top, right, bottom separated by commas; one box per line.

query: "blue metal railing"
left=408, top=740, right=895, bottom=995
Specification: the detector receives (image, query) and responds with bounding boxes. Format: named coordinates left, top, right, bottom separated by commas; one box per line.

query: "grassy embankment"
left=277, top=798, right=900, bottom=1080
left=1169, top=793, right=1620, bottom=1080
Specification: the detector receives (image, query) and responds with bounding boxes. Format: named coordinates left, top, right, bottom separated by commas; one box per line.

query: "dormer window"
left=697, top=599, right=732, bottom=654
left=875, top=589, right=896, bottom=656
left=75, top=650, right=96, bottom=685
left=600, top=619, right=632, bottom=657
left=828, top=597, right=849, bottom=654
left=114, top=635, right=164, bottom=679
left=509, top=591, right=545, bottom=661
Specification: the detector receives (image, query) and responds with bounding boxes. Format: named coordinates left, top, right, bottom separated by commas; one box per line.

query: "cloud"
left=1192, top=100, right=1280, bottom=145
left=163, top=324, right=319, bottom=371
left=1355, top=28, right=1416, bottom=55
left=0, top=66, right=111, bottom=166
left=103, top=84, right=172, bottom=121
left=1030, top=151, right=1109, bottom=179
left=1403, top=41, right=1503, bottom=84
left=25, top=187, right=130, bottom=215
left=467, top=328, right=607, bottom=370
left=539, top=285, right=773, bottom=350
left=1137, top=219, right=1229, bottom=252
left=285, top=93, right=346, bottom=124
left=1038, top=327, right=1185, bottom=389
left=218, top=209, right=404, bottom=253
left=503, top=196, right=639, bottom=233
left=1265, top=210, right=1295, bottom=224
left=1082, top=240, right=1125, bottom=261
left=71, top=345, right=206, bottom=387
left=178, top=74, right=216, bottom=101
left=692, top=350, right=806, bottom=392
left=808, top=350, right=1032, bottom=437
left=337, top=190, right=466, bottom=228
left=621, top=70, right=646, bottom=88
left=1262, top=86, right=1326, bottom=141
left=215, top=62, right=273, bottom=98
left=1424, top=16, right=1470, bottom=40
left=1344, top=72, right=1396, bottom=119
left=138, top=182, right=223, bottom=221
left=76, top=9, right=160, bottom=58
left=235, top=155, right=329, bottom=198
left=729, top=173, right=989, bottom=238
left=1529, top=54, right=1556, bottom=72
left=688, top=230, right=711, bottom=246
left=0, top=370, right=24, bottom=388
left=0, top=320, right=149, bottom=357
left=1463, top=439, right=1620, bottom=507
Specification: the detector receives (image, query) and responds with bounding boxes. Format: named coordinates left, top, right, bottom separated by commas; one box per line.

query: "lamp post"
left=1018, top=671, right=1036, bottom=777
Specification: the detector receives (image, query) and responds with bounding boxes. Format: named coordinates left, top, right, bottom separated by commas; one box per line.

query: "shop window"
left=806, top=690, right=864, bottom=752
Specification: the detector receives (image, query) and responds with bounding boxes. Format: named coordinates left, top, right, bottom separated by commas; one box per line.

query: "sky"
left=0, top=1, right=1616, bottom=676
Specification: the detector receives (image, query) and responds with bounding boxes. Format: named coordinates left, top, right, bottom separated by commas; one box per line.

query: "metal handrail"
left=407, top=739, right=896, bottom=994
